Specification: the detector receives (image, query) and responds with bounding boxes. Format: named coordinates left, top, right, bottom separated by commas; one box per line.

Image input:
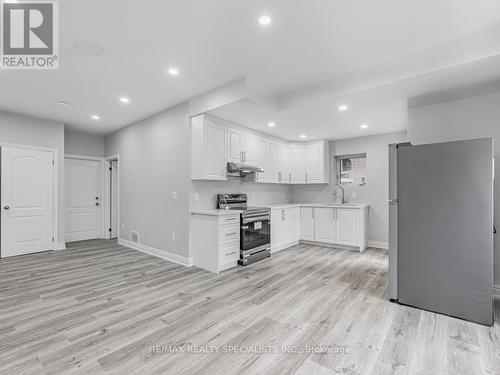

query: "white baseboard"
left=368, top=240, right=388, bottom=249
left=494, top=285, right=500, bottom=298
left=118, top=238, right=193, bottom=267
left=53, top=242, right=66, bottom=251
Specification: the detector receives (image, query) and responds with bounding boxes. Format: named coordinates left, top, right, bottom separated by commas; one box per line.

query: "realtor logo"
left=1, top=0, right=59, bottom=69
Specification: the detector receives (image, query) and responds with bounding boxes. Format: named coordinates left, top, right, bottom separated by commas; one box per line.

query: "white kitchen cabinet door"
left=290, top=144, right=306, bottom=183
left=243, top=131, right=258, bottom=165
left=228, top=127, right=244, bottom=163
left=204, top=119, right=228, bottom=179
left=305, top=142, right=323, bottom=183
left=300, top=207, right=315, bottom=241
left=278, top=142, right=290, bottom=183
left=191, top=115, right=228, bottom=181
left=314, top=208, right=336, bottom=243
left=336, top=209, right=359, bottom=245
left=265, top=141, right=280, bottom=183
left=254, top=136, right=269, bottom=182
left=284, top=208, right=296, bottom=243
left=271, top=209, right=283, bottom=250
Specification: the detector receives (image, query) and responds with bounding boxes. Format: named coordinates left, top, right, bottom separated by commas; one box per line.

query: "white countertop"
left=192, top=203, right=368, bottom=216
left=191, top=209, right=243, bottom=216
left=267, top=202, right=369, bottom=209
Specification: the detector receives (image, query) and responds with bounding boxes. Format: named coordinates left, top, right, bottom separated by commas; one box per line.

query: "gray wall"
left=65, top=128, right=106, bottom=157
left=0, top=110, right=65, bottom=243
left=105, top=103, right=192, bottom=258
left=292, top=131, right=408, bottom=245
left=407, top=90, right=500, bottom=285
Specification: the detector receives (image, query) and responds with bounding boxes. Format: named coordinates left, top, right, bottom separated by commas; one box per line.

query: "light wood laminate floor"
left=0, top=239, right=499, bottom=375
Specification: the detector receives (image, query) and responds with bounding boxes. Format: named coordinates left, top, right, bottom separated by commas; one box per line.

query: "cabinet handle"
left=311, top=209, right=314, bottom=219
left=226, top=232, right=237, bottom=236
left=289, top=173, right=291, bottom=183
left=243, top=151, right=246, bottom=162
left=282, top=209, right=285, bottom=221
left=278, top=172, right=282, bottom=182
left=305, top=173, right=308, bottom=183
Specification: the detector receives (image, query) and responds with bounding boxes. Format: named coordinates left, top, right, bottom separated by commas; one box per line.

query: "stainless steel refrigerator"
left=388, top=138, right=494, bottom=326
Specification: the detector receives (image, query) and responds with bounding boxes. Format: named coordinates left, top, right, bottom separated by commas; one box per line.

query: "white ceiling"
left=1, top=0, right=500, bottom=136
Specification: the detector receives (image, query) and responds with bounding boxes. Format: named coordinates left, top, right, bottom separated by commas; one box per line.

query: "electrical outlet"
left=352, top=192, right=357, bottom=199
left=172, top=192, right=177, bottom=200
left=121, top=223, right=125, bottom=230
left=171, top=233, right=176, bottom=242
left=194, top=192, right=199, bottom=201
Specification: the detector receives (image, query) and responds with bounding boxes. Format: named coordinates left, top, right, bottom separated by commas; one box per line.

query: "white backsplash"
left=190, top=179, right=292, bottom=210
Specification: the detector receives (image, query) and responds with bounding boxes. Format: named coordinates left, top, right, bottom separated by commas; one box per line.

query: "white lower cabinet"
left=192, top=213, right=240, bottom=273
left=271, top=207, right=299, bottom=252
left=336, top=209, right=359, bottom=246
left=300, top=207, right=315, bottom=241
left=300, top=205, right=368, bottom=251
left=314, top=208, right=336, bottom=243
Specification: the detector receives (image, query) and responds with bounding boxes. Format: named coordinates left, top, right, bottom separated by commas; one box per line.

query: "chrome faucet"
left=333, top=185, right=348, bottom=204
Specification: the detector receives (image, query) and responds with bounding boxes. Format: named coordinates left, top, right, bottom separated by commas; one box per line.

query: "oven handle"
left=242, top=216, right=271, bottom=224
left=241, top=226, right=249, bottom=229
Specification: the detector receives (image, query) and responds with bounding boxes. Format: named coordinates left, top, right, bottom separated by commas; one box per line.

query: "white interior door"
left=65, top=158, right=101, bottom=242
left=110, top=160, right=118, bottom=238
left=1, top=146, right=54, bottom=258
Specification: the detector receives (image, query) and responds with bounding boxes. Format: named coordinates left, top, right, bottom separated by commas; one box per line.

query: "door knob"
left=95, top=203, right=100, bottom=206
left=3, top=206, right=10, bottom=210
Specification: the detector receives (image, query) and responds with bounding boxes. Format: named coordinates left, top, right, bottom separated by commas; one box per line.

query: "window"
left=336, top=153, right=367, bottom=186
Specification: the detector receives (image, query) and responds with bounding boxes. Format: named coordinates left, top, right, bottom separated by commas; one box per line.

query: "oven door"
left=241, top=215, right=271, bottom=251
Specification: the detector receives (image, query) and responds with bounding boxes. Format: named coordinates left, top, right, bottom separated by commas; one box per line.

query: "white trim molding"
left=118, top=238, right=193, bottom=267
left=53, top=242, right=66, bottom=251
left=494, top=284, right=500, bottom=298
left=368, top=240, right=389, bottom=249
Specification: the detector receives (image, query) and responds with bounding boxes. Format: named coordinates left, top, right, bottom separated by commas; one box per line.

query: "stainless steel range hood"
left=227, top=162, right=264, bottom=177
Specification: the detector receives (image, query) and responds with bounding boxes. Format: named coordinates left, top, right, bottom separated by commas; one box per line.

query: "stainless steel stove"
left=217, top=194, right=271, bottom=266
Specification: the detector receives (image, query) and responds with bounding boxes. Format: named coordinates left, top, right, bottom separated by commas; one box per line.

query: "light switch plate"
left=172, top=192, right=177, bottom=200
left=194, top=192, right=199, bottom=201
left=171, top=233, right=176, bottom=242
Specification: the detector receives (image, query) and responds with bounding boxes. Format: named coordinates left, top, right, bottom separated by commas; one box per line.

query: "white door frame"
left=64, top=153, right=106, bottom=239
left=1, top=142, right=60, bottom=251
left=103, top=155, right=119, bottom=240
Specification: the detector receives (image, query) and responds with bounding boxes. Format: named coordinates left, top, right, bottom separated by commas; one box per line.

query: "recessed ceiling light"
left=258, top=16, right=272, bottom=25
left=120, top=97, right=130, bottom=104
left=361, top=124, right=368, bottom=129
left=168, top=67, right=179, bottom=76
left=338, top=105, right=349, bottom=112
left=57, top=101, right=69, bottom=108
left=300, top=134, right=307, bottom=139
left=91, top=115, right=100, bottom=120
left=268, top=122, right=275, bottom=127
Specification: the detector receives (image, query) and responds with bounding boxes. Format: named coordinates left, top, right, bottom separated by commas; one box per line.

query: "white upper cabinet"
left=191, top=115, right=329, bottom=184
left=305, top=141, right=328, bottom=183
left=228, top=127, right=244, bottom=163
left=265, top=140, right=280, bottom=183
left=278, top=142, right=290, bottom=183
left=253, top=135, right=269, bottom=181
left=243, top=131, right=259, bottom=165
left=289, top=140, right=329, bottom=184
left=290, top=144, right=307, bottom=183
left=191, top=115, right=228, bottom=180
